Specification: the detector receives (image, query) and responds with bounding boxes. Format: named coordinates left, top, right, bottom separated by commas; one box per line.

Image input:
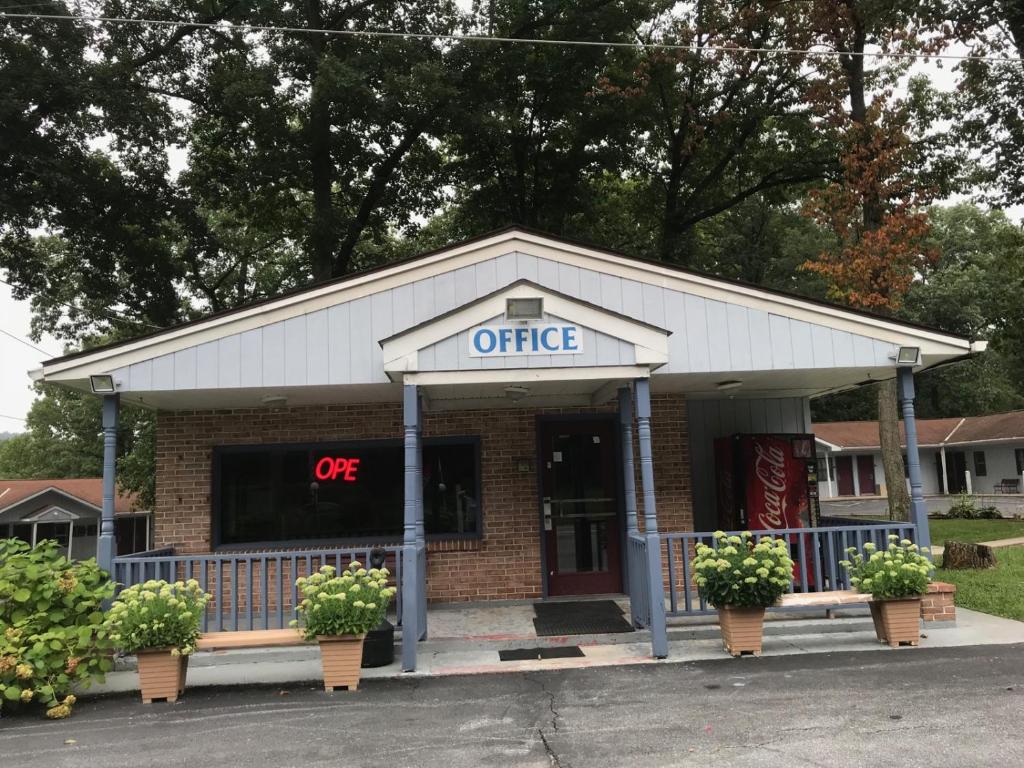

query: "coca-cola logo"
left=753, top=442, right=787, bottom=528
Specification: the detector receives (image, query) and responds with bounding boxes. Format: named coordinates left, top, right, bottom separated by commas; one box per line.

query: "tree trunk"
left=942, top=540, right=996, bottom=570
left=878, top=378, right=910, bottom=520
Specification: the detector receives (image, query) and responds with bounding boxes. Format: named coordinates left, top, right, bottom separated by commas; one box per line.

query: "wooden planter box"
left=137, top=648, right=188, bottom=704
left=718, top=606, right=766, bottom=657
left=877, top=598, right=922, bottom=648
left=318, top=634, right=366, bottom=692
left=869, top=602, right=887, bottom=643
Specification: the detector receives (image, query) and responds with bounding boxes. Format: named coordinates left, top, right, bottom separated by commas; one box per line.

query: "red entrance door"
left=835, top=456, right=855, bottom=496
left=540, top=419, right=622, bottom=596
left=856, top=456, right=876, bottom=496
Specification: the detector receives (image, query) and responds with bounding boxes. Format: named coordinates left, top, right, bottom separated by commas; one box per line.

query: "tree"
left=801, top=1, right=958, bottom=518
left=0, top=387, right=154, bottom=508
left=599, top=0, right=835, bottom=265
left=952, top=0, right=1024, bottom=206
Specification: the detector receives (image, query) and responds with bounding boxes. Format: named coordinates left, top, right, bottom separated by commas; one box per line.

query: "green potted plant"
left=841, top=535, right=934, bottom=648
left=692, top=531, right=795, bottom=656
left=104, top=579, right=211, bottom=703
left=292, top=562, right=396, bottom=691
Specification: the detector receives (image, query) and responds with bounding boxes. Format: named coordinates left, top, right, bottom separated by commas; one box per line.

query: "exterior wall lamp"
left=892, top=346, right=921, bottom=367
left=89, top=374, right=116, bottom=393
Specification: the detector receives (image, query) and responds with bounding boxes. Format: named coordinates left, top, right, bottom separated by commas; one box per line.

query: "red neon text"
left=314, top=456, right=361, bottom=482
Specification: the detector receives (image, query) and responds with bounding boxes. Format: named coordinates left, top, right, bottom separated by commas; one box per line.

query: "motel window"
left=214, top=438, right=481, bottom=546
left=973, top=451, right=987, bottom=477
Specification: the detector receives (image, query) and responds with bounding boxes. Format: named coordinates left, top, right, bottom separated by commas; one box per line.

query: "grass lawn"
left=936, top=546, right=1024, bottom=621
left=929, top=518, right=1024, bottom=546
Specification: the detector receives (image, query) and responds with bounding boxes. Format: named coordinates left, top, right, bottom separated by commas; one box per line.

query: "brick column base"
left=921, top=581, right=956, bottom=623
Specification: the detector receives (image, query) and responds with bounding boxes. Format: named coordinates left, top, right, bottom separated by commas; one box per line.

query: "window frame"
left=973, top=450, right=987, bottom=478
left=211, top=435, right=483, bottom=551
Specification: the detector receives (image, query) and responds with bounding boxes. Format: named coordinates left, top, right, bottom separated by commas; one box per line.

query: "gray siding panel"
left=261, top=323, right=285, bottom=387
left=348, top=297, right=372, bottom=382
left=284, top=315, right=306, bottom=387
left=196, top=341, right=219, bottom=389
left=218, top=335, right=241, bottom=388
left=110, top=249, right=909, bottom=392
left=688, top=397, right=809, bottom=529
left=748, top=309, right=773, bottom=370
left=327, top=304, right=350, bottom=384
left=306, top=310, right=329, bottom=385
left=130, top=359, right=153, bottom=391
left=683, top=294, right=709, bottom=373
left=173, top=347, right=197, bottom=390
left=239, top=329, right=262, bottom=387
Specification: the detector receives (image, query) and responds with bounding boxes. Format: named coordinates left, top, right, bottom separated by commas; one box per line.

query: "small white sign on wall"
left=469, top=324, right=583, bottom=357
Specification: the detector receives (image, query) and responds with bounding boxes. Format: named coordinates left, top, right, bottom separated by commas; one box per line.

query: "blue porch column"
left=97, top=394, right=119, bottom=575
left=634, top=378, right=669, bottom=658
left=618, top=387, right=639, bottom=536
left=401, top=384, right=421, bottom=672
left=415, top=393, right=428, bottom=640
left=897, top=368, right=931, bottom=553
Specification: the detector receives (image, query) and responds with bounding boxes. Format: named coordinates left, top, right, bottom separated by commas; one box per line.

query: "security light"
left=893, top=346, right=920, bottom=366
left=504, top=385, right=530, bottom=401
left=261, top=394, right=288, bottom=407
left=89, top=374, right=116, bottom=394
left=506, top=297, right=543, bottom=321
left=716, top=380, right=743, bottom=392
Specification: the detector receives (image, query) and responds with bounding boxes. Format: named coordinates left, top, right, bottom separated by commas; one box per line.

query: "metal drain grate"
left=498, top=646, right=585, bottom=661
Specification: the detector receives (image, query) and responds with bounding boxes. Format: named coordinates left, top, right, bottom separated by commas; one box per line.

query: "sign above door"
left=469, top=324, right=583, bottom=357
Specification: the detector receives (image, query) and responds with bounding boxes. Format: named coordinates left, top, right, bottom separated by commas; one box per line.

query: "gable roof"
left=0, top=479, right=138, bottom=515
left=35, top=227, right=977, bottom=369
left=32, top=228, right=982, bottom=400
left=814, top=410, right=1024, bottom=450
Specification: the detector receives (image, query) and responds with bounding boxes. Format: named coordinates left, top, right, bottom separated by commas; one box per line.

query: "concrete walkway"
left=79, top=607, right=1024, bottom=699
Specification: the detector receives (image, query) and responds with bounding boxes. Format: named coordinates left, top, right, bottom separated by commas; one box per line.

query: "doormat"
left=532, top=600, right=634, bottom=636
left=498, top=646, right=585, bottom=661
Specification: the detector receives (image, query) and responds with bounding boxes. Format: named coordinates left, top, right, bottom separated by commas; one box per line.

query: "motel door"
left=539, top=419, right=623, bottom=596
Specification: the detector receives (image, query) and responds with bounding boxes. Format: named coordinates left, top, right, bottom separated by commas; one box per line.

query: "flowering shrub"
left=291, top=562, right=396, bottom=640
left=104, top=580, right=211, bottom=655
left=691, top=532, right=795, bottom=609
left=841, top=535, right=934, bottom=599
left=0, top=538, right=115, bottom=718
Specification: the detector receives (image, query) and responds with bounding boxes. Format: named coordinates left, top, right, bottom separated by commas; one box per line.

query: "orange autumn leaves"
left=802, top=106, right=938, bottom=311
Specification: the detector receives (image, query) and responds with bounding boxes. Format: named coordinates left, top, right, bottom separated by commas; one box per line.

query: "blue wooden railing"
left=112, top=545, right=406, bottom=632
left=658, top=522, right=917, bottom=618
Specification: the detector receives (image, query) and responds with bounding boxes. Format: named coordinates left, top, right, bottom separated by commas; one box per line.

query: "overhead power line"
left=2, top=11, right=1022, bottom=64
left=0, top=278, right=163, bottom=331
left=0, top=413, right=27, bottom=423
left=0, top=326, right=57, bottom=357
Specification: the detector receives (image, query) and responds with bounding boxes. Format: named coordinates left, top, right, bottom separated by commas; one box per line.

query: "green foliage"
left=104, top=580, right=210, bottom=655
left=841, top=535, right=934, bottom=600
left=0, top=385, right=155, bottom=509
left=691, top=532, right=795, bottom=609
left=935, top=546, right=1024, bottom=621
left=946, top=493, right=980, bottom=519
left=0, top=539, right=115, bottom=718
left=292, top=562, right=396, bottom=639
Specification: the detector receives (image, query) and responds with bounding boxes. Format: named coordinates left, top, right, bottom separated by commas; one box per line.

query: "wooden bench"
left=777, top=590, right=871, bottom=609
left=195, top=628, right=307, bottom=651
left=994, top=478, right=1020, bottom=493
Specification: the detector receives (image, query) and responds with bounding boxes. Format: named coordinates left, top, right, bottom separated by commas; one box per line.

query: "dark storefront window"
left=215, top=438, right=481, bottom=546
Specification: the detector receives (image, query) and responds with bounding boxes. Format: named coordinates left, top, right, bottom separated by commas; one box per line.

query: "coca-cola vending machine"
left=714, top=434, right=821, bottom=585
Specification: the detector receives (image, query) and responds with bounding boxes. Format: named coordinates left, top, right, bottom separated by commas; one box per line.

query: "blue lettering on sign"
left=469, top=324, right=584, bottom=357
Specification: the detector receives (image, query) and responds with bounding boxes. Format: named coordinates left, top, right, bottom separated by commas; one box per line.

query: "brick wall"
left=154, top=393, right=693, bottom=603
left=921, top=581, right=956, bottom=623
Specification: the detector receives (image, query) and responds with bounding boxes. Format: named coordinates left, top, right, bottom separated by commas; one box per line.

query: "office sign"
left=469, top=324, right=583, bottom=357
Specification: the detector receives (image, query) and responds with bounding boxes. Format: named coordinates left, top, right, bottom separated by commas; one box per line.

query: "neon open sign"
left=314, top=456, right=361, bottom=482
left=469, top=324, right=582, bottom=357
